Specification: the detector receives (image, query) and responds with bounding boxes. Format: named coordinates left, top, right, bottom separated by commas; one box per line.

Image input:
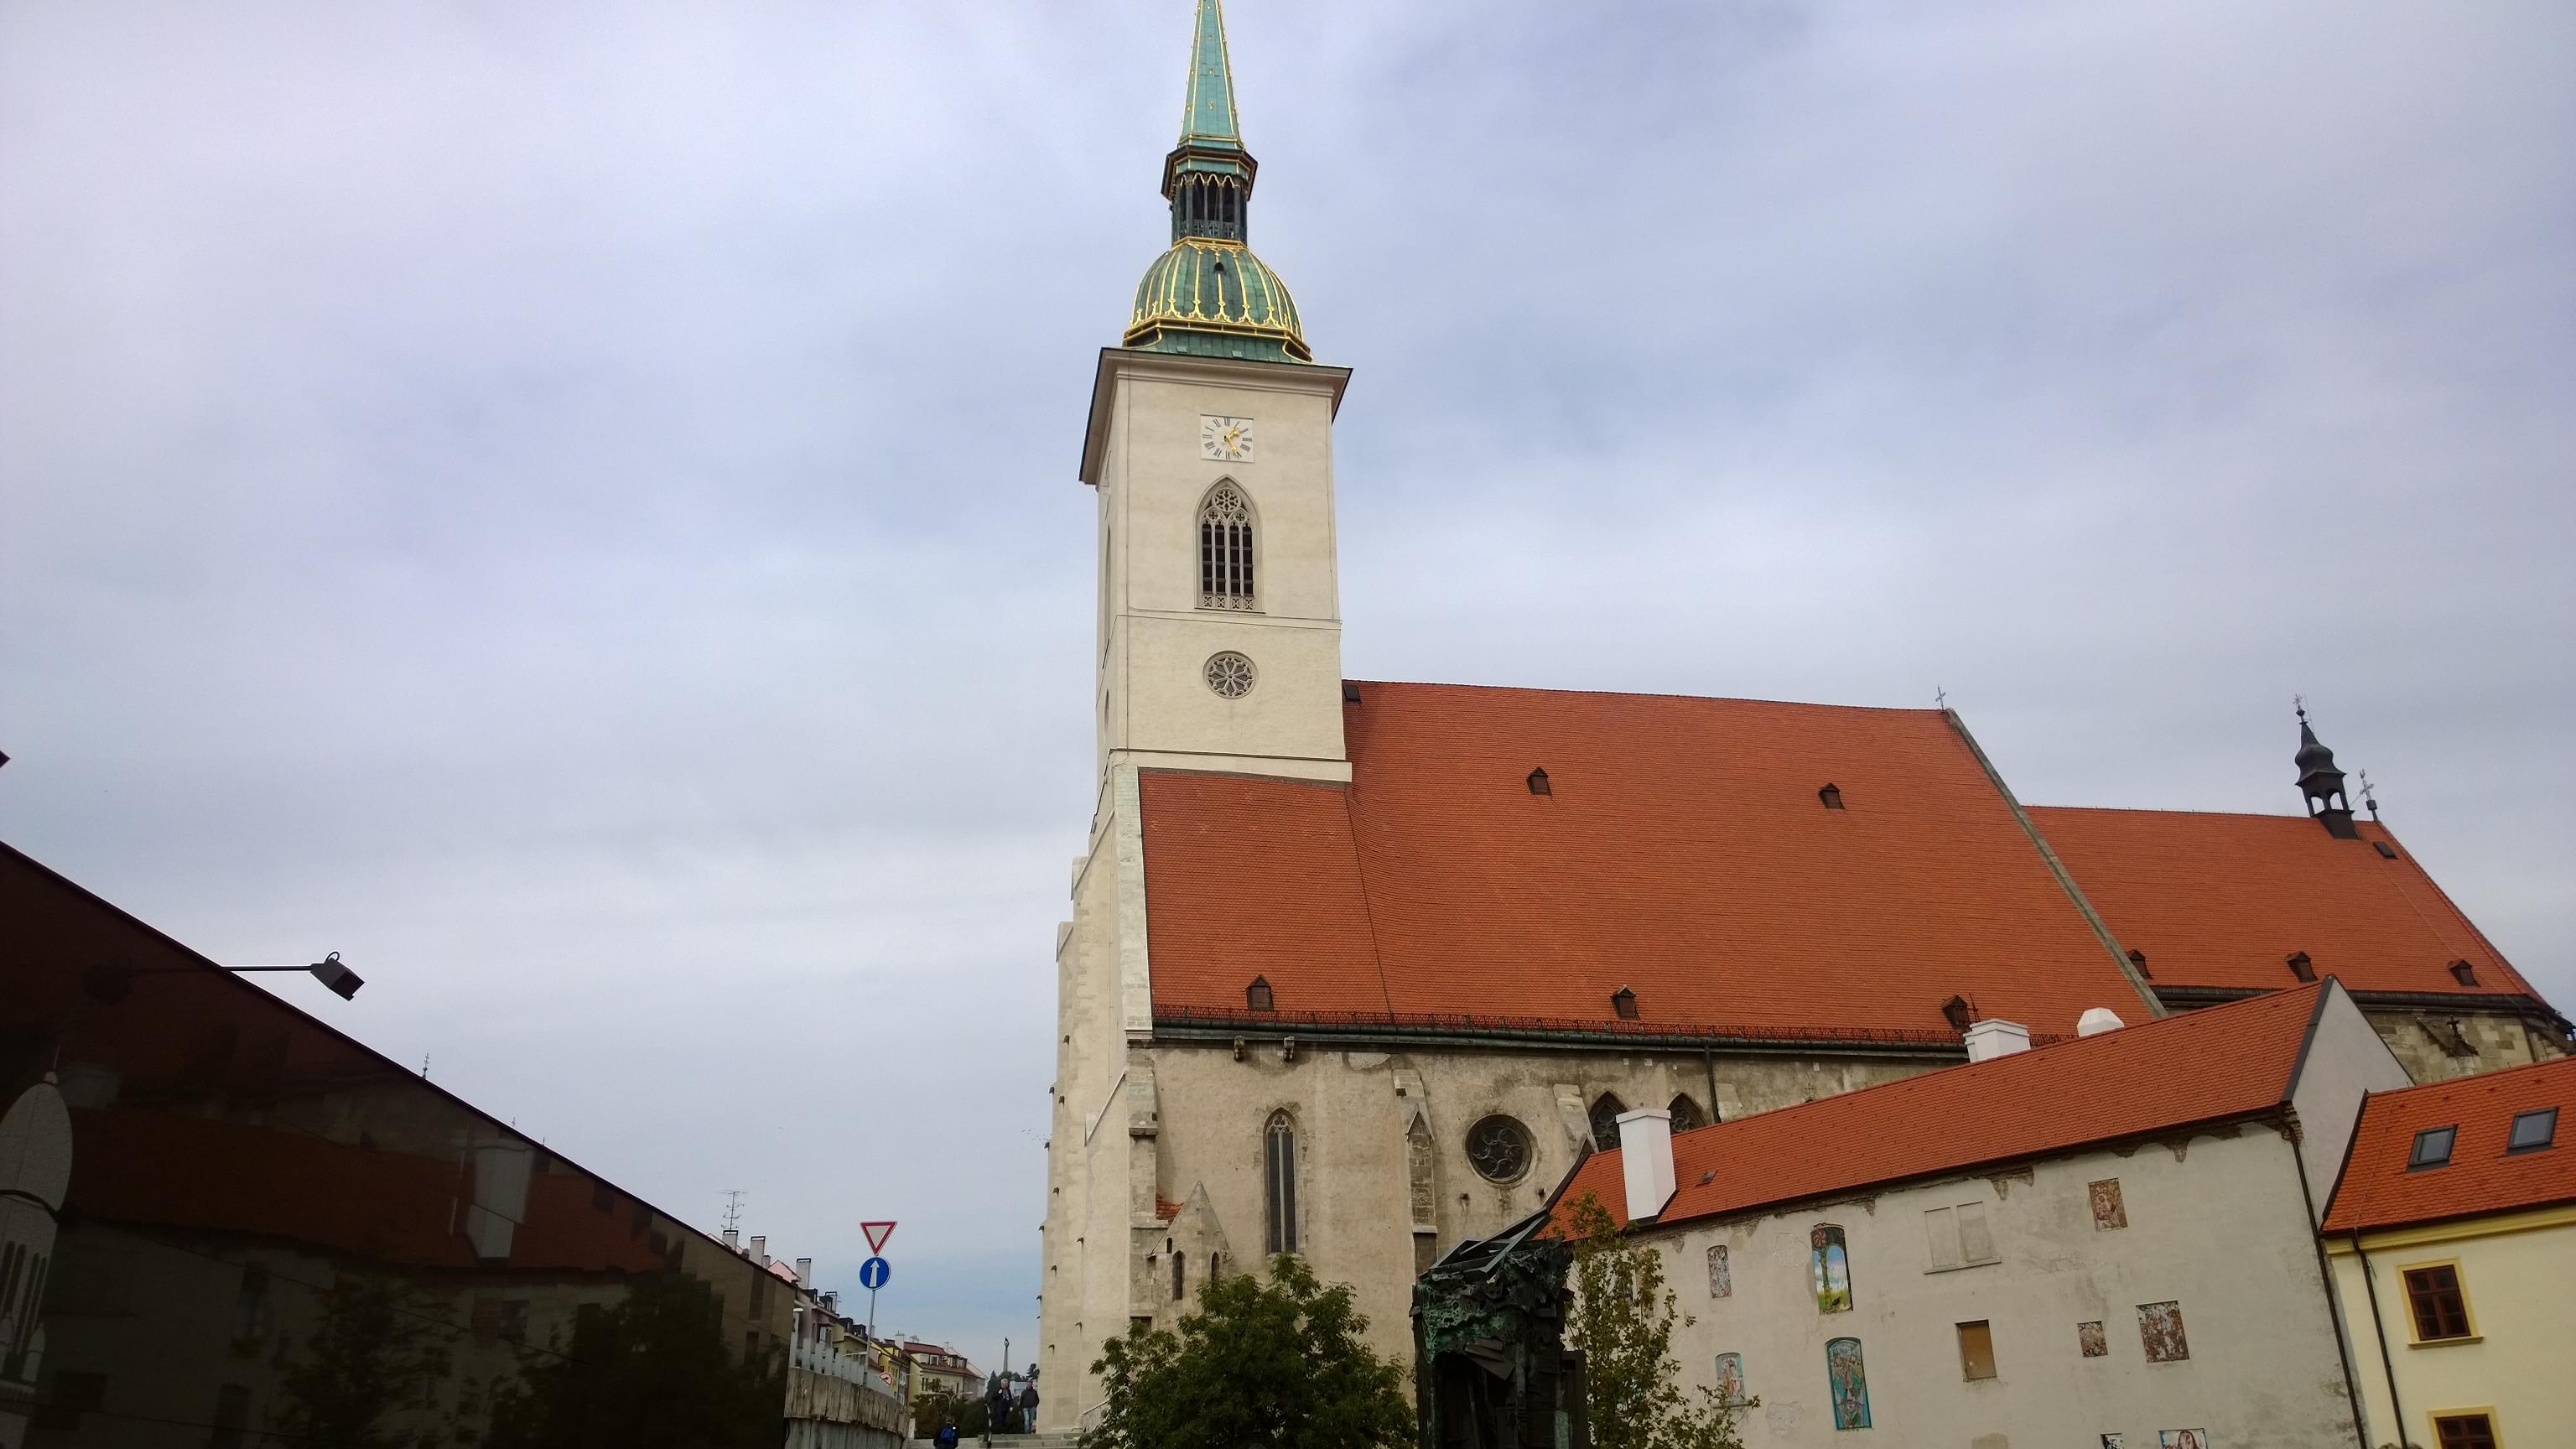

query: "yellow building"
left=2324, top=1055, right=2576, bottom=1449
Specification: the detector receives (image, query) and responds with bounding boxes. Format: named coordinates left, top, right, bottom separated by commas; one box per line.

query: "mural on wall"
left=2100, top=1436, right=2126, bottom=1448
left=1810, top=1225, right=1852, bottom=1314
left=2137, top=1301, right=2190, bottom=1363
left=1706, top=1244, right=1730, bottom=1299
left=2090, top=1178, right=2127, bottom=1231
left=1713, top=1353, right=1745, bottom=1407
left=2158, top=1432, right=2208, bottom=1449
left=2077, top=1320, right=2107, bottom=1358
left=1824, top=1337, right=1869, bottom=1430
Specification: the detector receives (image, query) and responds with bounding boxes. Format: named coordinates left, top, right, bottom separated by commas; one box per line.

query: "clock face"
left=1200, top=414, right=1255, bottom=462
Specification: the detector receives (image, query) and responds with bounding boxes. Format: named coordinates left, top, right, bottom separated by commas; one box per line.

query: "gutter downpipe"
left=1702, top=1046, right=1721, bottom=1124
left=2293, top=1145, right=2371, bottom=1449
left=2350, top=1228, right=2409, bottom=1449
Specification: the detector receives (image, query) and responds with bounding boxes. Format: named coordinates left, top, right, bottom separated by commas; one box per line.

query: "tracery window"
left=1811, top=1224, right=1853, bottom=1313
left=1668, top=1094, right=1706, bottom=1132
left=1587, top=1093, right=1627, bottom=1152
left=1263, top=1111, right=1299, bottom=1256
left=1198, top=482, right=1255, bottom=610
left=1465, top=1116, right=1534, bottom=1184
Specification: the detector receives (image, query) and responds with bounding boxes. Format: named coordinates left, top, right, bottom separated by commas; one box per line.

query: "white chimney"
left=1614, top=1107, right=1677, bottom=1222
left=1963, top=1019, right=2032, bottom=1062
left=723, top=1228, right=740, bottom=1250
left=750, top=1235, right=768, bottom=1265
left=2077, top=1007, right=2127, bottom=1037
left=796, top=1256, right=813, bottom=1289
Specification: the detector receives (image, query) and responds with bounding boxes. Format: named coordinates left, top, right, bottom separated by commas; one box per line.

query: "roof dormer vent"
left=1940, top=995, right=1975, bottom=1031
left=1246, top=975, right=1275, bottom=1011
left=1818, top=783, right=1844, bottom=809
left=1610, top=986, right=1639, bottom=1021
left=1526, top=767, right=1551, bottom=796
left=2447, top=960, right=2479, bottom=988
left=2287, top=951, right=2316, bottom=983
left=2126, top=948, right=2152, bottom=979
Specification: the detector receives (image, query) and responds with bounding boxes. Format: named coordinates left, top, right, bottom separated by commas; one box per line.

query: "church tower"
left=1076, top=0, right=1352, bottom=785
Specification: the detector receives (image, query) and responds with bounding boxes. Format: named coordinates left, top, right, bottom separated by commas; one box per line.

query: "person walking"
left=935, top=1422, right=958, bottom=1449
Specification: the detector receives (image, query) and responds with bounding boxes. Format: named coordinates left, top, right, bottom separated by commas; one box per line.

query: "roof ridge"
left=2026, top=802, right=2310, bottom=823
left=2362, top=1049, right=2576, bottom=1100
left=1620, top=980, right=2329, bottom=1162
left=1343, top=678, right=1945, bottom=714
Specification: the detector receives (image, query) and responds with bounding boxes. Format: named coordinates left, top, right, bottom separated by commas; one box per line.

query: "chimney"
left=1963, top=1019, right=2031, bottom=1062
left=750, top=1235, right=768, bottom=1265
left=1614, top=1107, right=1676, bottom=1222
left=723, top=1228, right=740, bottom=1251
left=796, top=1256, right=814, bottom=1289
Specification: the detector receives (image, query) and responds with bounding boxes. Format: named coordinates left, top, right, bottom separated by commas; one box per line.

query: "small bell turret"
left=2293, top=699, right=2358, bottom=839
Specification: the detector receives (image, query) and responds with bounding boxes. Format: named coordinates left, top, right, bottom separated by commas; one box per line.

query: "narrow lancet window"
left=1199, top=482, right=1256, bottom=610
left=1264, top=1111, right=1299, bottom=1255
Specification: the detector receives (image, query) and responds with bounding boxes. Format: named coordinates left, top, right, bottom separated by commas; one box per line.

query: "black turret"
left=2294, top=703, right=2358, bottom=839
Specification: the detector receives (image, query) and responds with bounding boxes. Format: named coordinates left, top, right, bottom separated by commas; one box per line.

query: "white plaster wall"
left=1649, top=1129, right=2357, bottom=1448
left=2288, top=984, right=2417, bottom=1219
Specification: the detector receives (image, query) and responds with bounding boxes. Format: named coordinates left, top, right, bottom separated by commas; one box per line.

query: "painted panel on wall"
left=1811, top=1224, right=1852, bottom=1314
left=2090, top=1178, right=2128, bottom=1230
left=1714, top=1352, right=1745, bottom=1407
left=1825, top=1336, right=1870, bottom=1429
left=2158, top=1432, right=2209, bottom=1449
left=2078, top=1320, right=2107, bottom=1357
left=1706, top=1244, right=1730, bottom=1299
left=2137, top=1301, right=2190, bottom=1363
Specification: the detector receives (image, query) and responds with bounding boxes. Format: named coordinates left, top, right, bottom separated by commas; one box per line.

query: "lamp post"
left=80, top=952, right=365, bottom=1002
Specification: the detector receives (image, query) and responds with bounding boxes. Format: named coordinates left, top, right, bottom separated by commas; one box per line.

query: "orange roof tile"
left=1141, top=683, right=2151, bottom=1041
left=2028, top=807, right=2538, bottom=1000
left=2321, top=1054, right=2576, bottom=1233
left=1555, top=982, right=2332, bottom=1234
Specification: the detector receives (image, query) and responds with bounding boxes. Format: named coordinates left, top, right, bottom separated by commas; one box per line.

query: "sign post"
left=858, top=1223, right=896, bottom=1337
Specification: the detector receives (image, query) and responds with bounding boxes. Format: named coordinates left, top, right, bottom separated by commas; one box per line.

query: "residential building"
left=0, top=839, right=814, bottom=1446
left=1035, top=0, right=2568, bottom=1426
left=2324, top=1055, right=2576, bottom=1449
left=901, top=1338, right=980, bottom=1405
left=1553, top=981, right=2408, bottom=1446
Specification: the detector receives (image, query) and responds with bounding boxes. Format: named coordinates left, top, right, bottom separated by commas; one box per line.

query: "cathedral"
left=1034, top=3, right=2568, bottom=1429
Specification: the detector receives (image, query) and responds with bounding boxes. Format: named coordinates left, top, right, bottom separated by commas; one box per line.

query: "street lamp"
left=79, top=952, right=365, bottom=1003
left=226, top=952, right=365, bottom=1000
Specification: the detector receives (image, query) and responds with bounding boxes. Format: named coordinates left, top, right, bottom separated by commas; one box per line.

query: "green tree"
left=1563, top=1194, right=1749, bottom=1449
left=273, top=1273, right=470, bottom=1449
left=914, top=1386, right=985, bottom=1439
left=1083, top=1254, right=1411, bottom=1449
left=481, top=1271, right=783, bottom=1449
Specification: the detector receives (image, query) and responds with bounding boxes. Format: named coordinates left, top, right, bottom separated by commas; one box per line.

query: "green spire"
left=1124, top=0, right=1311, bottom=365
left=1178, top=0, right=1242, bottom=148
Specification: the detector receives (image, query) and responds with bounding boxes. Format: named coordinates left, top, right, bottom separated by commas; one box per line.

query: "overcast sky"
left=3, top=1, right=2570, bottom=1371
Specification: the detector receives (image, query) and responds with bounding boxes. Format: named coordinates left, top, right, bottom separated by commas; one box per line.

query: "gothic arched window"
left=1668, top=1094, right=1706, bottom=1132
left=1263, top=1111, right=1299, bottom=1256
left=1588, top=1093, right=1627, bottom=1152
left=1199, top=483, right=1256, bottom=610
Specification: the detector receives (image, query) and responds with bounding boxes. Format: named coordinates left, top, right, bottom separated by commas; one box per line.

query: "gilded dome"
left=1125, top=238, right=1310, bottom=364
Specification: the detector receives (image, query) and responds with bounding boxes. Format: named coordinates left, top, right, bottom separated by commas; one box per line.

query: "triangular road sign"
left=863, top=1221, right=896, bottom=1254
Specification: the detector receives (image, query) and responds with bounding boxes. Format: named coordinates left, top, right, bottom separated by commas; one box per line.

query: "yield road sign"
left=863, top=1221, right=896, bottom=1254
left=859, top=1256, right=892, bottom=1291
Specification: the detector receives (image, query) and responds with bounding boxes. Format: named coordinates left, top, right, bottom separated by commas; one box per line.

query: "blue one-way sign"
left=859, top=1256, right=892, bottom=1291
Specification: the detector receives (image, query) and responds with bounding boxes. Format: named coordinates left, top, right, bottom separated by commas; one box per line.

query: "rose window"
left=1204, top=652, right=1256, bottom=699
left=1465, top=1115, right=1534, bottom=1184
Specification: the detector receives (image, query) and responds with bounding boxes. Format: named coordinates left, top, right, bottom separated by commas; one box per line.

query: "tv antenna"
left=720, top=1190, right=747, bottom=1237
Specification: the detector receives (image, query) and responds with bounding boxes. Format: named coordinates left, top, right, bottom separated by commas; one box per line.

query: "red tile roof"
left=1140, top=683, right=2151, bottom=1042
left=2028, top=807, right=2537, bottom=1000
left=2321, top=1054, right=2576, bottom=1233
left=1554, top=982, right=2332, bottom=1235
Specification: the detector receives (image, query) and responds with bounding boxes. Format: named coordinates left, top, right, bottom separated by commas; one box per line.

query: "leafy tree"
left=914, top=1386, right=985, bottom=1439
left=1083, top=1254, right=1410, bottom=1449
left=1563, top=1194, right=1750, bottom=1449
left=482, top=1271, right=782, bottom=1449
left=273, top=1273, right=470, bottom=1449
